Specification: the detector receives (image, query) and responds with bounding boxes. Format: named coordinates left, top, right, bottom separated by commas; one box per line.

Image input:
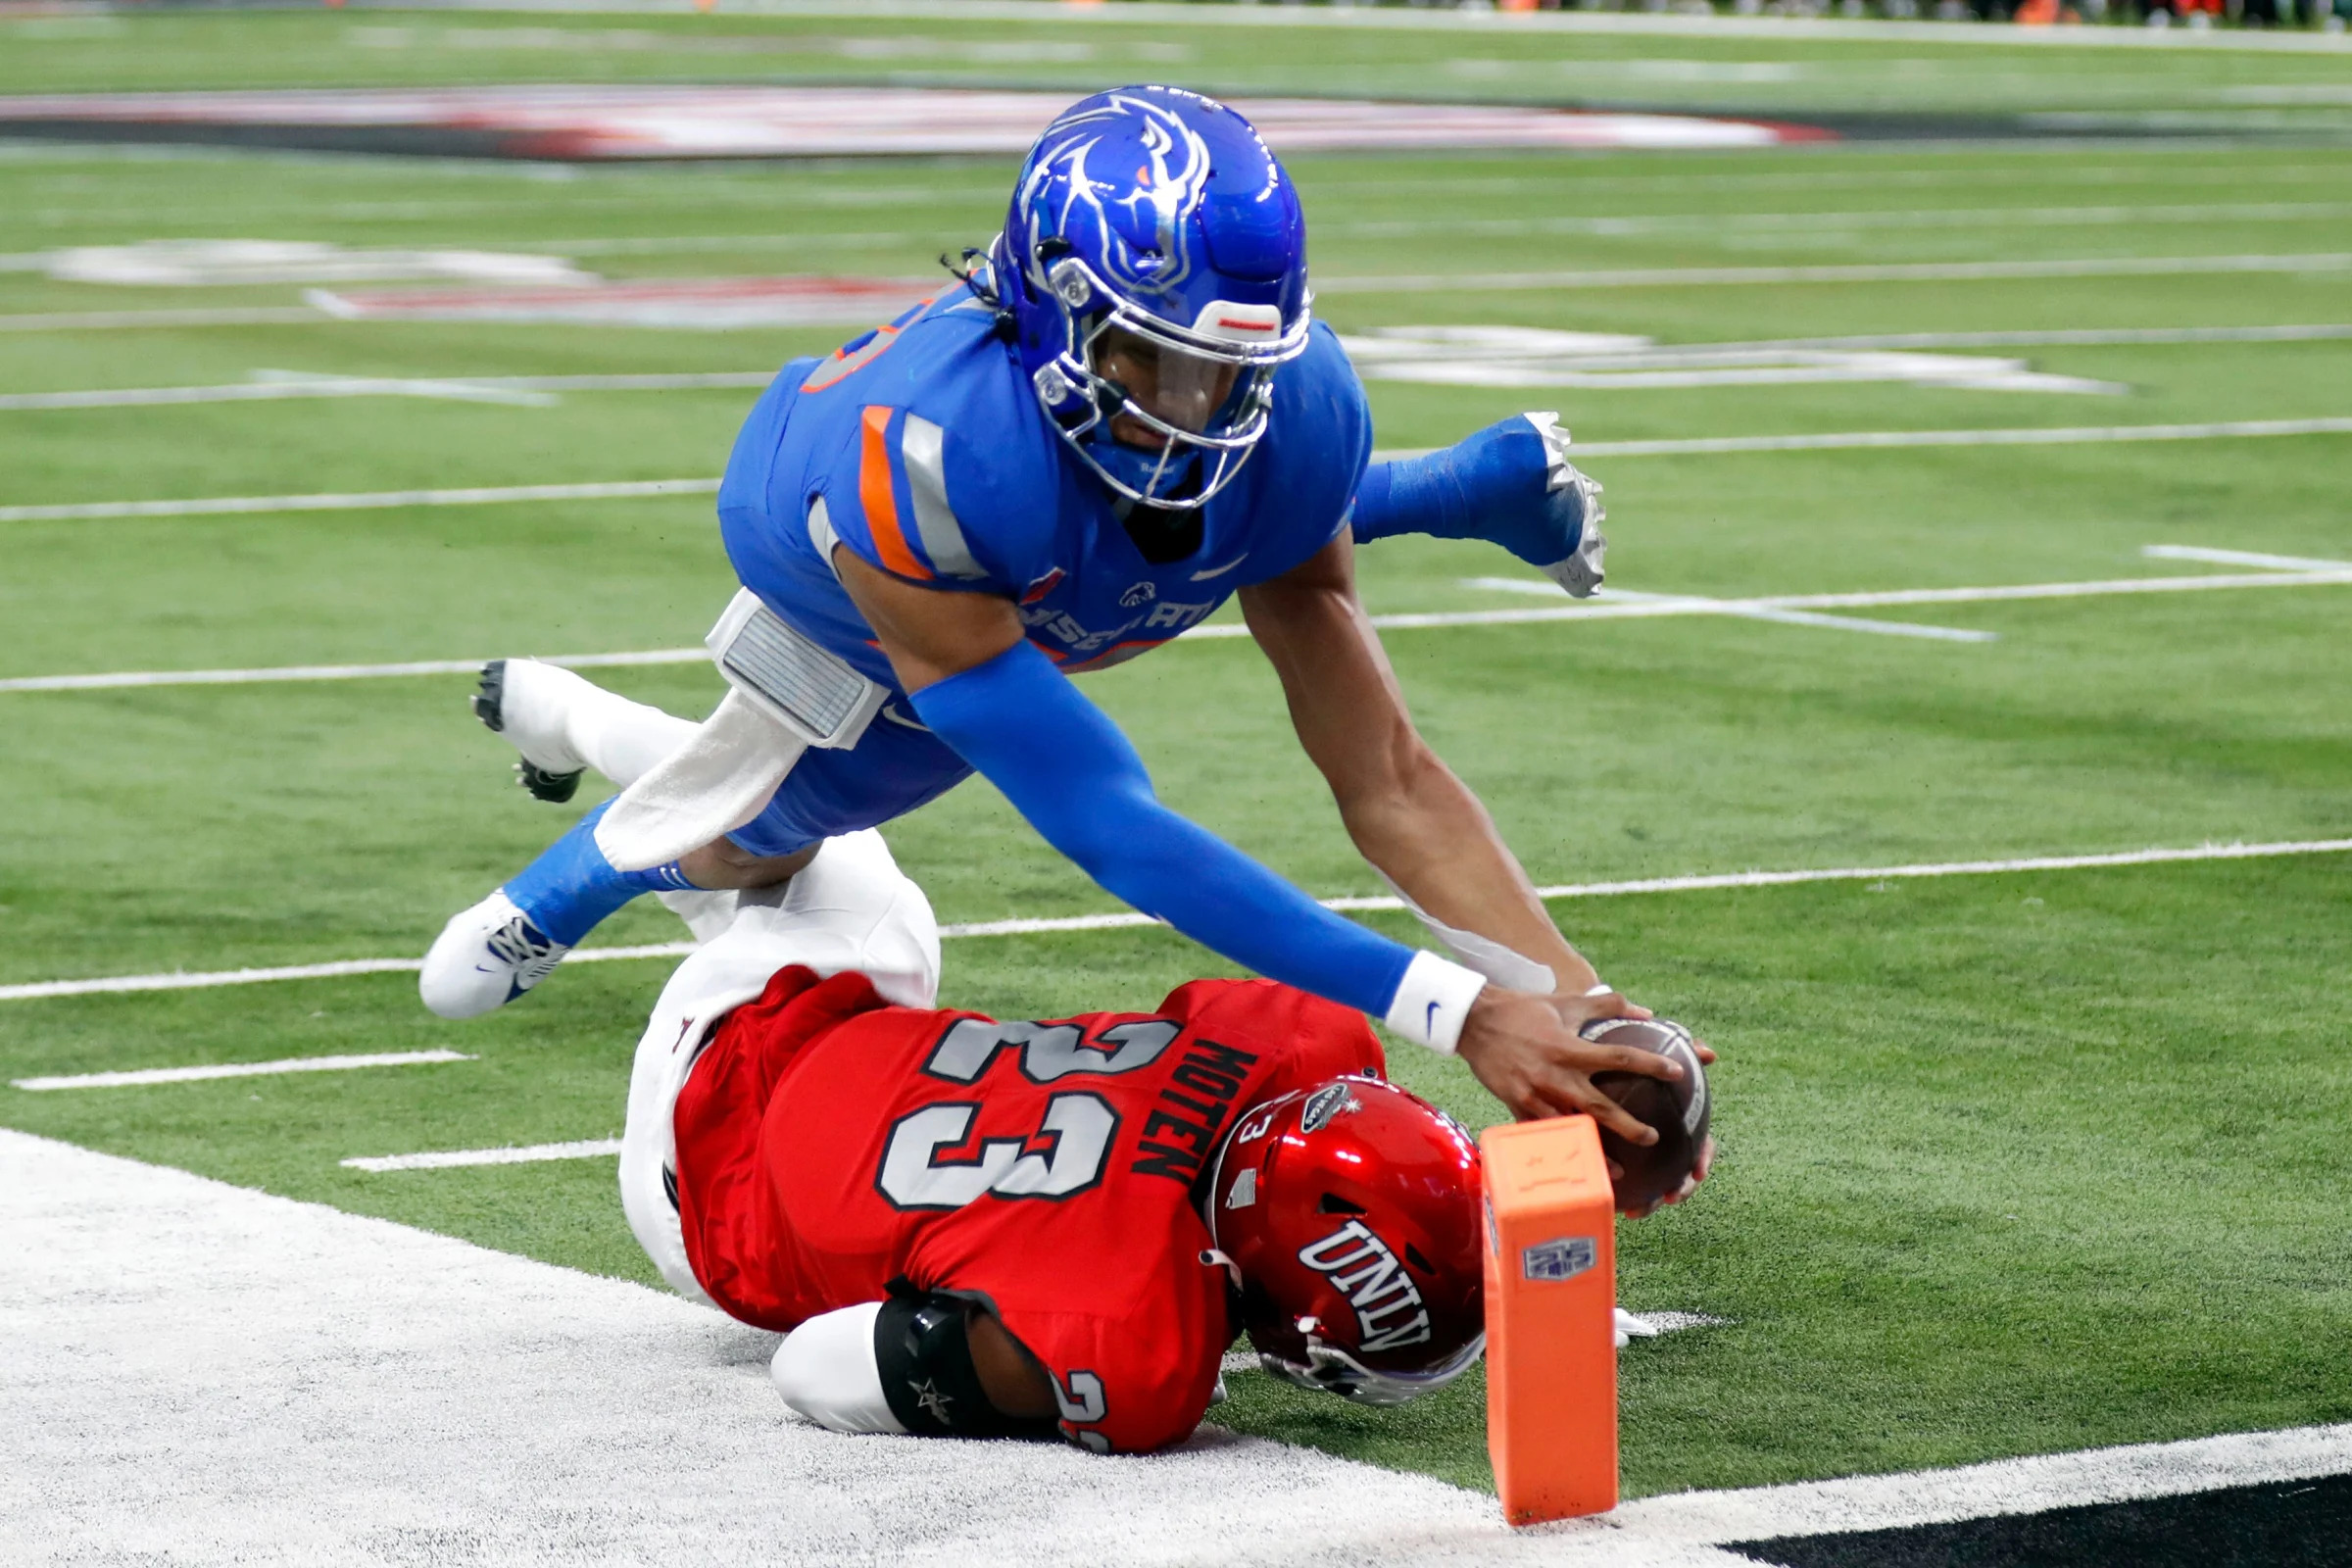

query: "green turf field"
left=2, top=1, right=2349, bottom=1504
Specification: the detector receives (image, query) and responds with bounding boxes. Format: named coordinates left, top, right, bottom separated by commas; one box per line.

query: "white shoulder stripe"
left=897, top=414, right=986, bottom=580
left=806, top=494, right=842, bottom=580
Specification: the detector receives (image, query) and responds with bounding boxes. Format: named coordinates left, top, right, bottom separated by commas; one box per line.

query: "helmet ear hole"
left=1316, top=1194, right=1366, bottom=1216
left=1405, top=1244, right=1436, bottom=1274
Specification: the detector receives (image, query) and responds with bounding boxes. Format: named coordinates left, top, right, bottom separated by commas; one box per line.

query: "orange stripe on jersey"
left=858, top=405, right=930, bottom=580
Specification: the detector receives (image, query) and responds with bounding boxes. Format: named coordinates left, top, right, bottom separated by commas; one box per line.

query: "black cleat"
left=473, top=660, right=584, bottom=804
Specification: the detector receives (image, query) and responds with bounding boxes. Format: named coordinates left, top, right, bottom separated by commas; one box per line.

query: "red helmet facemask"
left=1204, top=1075, right=1486, bottom=1406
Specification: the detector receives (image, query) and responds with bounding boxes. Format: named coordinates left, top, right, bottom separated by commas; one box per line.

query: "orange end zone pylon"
left=1481, top=1115, right=1618, bottom=1525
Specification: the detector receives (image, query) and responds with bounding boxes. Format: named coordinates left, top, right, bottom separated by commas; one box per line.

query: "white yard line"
left=0, top=306, right=326, bottom=332
left=0, top=647, right=709, bottom=694
left=0, top=369, right=777, bottom=413
left=1477, top=583, right=1998, bottom=642
left=1318, top=253, right=2352, bottom=294
left=340, top=1138, right=623, bottom=1173
left=4, top=259, right=2350, bottom=335
left=1438, top=564, right=2352, bottom=624
left=3, top=325, right=2340, bottom=417
left=0, top=375, right=556, bottom=412
left=12, top=1050, right=473, bottom=1092
left=10, top=560, right=2349, bottom=694
left=1569, top=415, right=2352, bottom=457
left=7, top=838, right=2345, bottom=1005
left=1744, top=322, right=2352, bottom=352
left=2142, top=542, right=2352, bottom=571
left=5, top=1126, right=2348, bottom=1566
left=1336, top=201, right=2352, bottom=240
left=8, top=413, right=2343, bottom=526
left=0, top=476, right=718, bottom=524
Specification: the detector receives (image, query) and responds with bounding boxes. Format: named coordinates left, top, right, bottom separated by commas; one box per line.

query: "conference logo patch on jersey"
left=1297, top=1219, right=1434, bottom=1354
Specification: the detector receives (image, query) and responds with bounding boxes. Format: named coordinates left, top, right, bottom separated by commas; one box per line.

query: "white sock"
left=552, top=673, right=699, bottom=788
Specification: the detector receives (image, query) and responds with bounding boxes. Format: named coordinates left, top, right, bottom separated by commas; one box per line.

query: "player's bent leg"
left=418, top=798, right=702, bottom=1019
left=617, top=828, right=939, bottom=1299
left=473, top=658, right=699, bottom=800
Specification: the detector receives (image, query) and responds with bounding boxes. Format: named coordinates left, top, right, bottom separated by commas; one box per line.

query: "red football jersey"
left=671, top=966, right=1384, bottom=1453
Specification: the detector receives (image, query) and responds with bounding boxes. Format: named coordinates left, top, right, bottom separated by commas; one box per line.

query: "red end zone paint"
left=0, top=86, right=1835, bottom=161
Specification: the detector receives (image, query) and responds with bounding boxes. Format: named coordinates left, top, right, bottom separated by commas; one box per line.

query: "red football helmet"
left=1204, top=1075, right=1485, bottom=1406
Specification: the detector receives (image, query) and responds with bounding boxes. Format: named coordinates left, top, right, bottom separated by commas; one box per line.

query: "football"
left=1578, top=1018, right=1711, bottom=1212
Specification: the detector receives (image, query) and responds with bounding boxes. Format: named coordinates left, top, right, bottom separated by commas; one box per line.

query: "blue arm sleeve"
left=1349, top=416, right=1583, bottom=568
left=908, top=640, right=1418, bottom=1020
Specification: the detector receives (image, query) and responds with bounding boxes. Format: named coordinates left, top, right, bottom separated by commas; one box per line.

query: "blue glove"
left=1351, top=413, right=1607, bottom=597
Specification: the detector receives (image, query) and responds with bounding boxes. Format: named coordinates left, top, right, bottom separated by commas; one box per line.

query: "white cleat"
left=472, top=659, right=590, bottom=804
left=419, top=889, right=569, bottom=1019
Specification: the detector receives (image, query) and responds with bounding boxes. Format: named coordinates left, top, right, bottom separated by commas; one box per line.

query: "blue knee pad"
left=503, top=799, right=695, bottom=947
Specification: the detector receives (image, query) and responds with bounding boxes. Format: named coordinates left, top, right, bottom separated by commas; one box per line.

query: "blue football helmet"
left=993, top=86, right=1312, bottom=510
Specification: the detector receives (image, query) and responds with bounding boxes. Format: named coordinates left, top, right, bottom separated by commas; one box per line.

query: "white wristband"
left=1384, top=952, right=1489, bottom=1054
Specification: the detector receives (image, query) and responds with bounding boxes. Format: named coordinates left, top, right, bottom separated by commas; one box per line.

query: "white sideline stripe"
left=0, top=477, right=718, bottom=524
left=1595, top=1423, right=2352, bottom=1551
left=1319, top=253, right=2352, bottom=294
left=9, top=1129, right=2351, bottom=1568
left=10, top=562, right=2350, bottom=695
left=9, top=414, right=2346, bottom=526
left=12, top=1051, right=473, bottom=1092
left=341, top=1138, right=623, bottom=1173
left=2143, top=542, right=2352, bottom=571
left=8, top=839, right=2346, bottom=1004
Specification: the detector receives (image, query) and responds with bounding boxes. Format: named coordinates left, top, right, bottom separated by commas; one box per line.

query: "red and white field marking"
left=0, top=85, right=1821, bottom=160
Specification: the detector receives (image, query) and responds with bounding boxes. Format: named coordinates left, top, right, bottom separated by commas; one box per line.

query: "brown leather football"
left=1578, top=1017, right=1710, bottom=1212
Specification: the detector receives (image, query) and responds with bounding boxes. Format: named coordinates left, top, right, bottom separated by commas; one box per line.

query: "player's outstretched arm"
left=835, top=548, right=1680, bottom=1132
left=1239, top=530, right=1685, bottom=1124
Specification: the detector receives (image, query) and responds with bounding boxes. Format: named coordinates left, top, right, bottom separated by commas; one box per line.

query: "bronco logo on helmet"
left=994, top=85, right=1313, bottom=511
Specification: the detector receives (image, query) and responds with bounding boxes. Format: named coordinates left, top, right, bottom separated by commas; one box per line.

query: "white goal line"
left=5, top=837, right=2345, bottom=1005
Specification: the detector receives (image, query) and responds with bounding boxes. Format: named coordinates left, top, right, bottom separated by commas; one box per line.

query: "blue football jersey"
left=711, top=281, right=1372, bottom=858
